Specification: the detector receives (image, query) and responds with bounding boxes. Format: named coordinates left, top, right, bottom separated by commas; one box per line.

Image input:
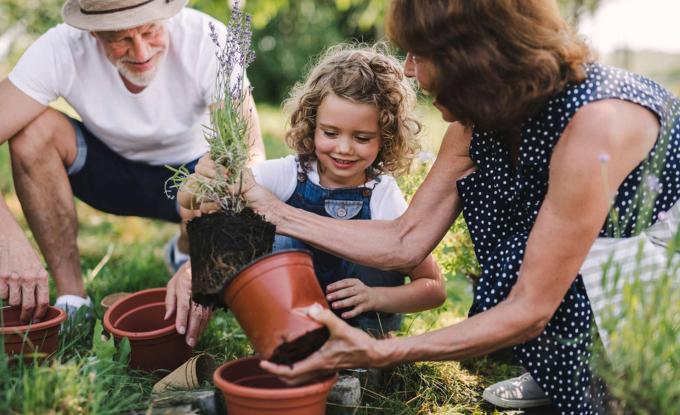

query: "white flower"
left=418, top=151, right=435, bottom=162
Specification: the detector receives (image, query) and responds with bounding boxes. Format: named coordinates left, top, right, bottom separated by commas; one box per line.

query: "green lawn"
left=0, top=103, right=526, bottom=414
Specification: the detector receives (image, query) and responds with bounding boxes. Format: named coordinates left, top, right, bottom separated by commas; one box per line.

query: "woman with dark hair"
left=198, top=1, right=680, bottom=413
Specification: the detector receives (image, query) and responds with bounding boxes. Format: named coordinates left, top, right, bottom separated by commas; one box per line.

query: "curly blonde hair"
left=283, top=43, right=421, bottom=178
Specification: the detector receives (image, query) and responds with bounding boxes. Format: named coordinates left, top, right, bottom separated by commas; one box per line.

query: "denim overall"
left=273, top=170, right=405, bottom=335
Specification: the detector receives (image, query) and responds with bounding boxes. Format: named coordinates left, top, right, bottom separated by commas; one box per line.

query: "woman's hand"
left=325, top=279, right=378, bottom=319
left=260, top=303, right=383, bottom=385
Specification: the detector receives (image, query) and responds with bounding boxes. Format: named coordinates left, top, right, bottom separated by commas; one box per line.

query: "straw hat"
left=62, top=0, right=187, bottom=31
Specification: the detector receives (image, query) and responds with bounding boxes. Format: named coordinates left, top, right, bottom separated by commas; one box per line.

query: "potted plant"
left=167, top=2, right=329, bottom=364
left=168, top=1, right=275, bottom=307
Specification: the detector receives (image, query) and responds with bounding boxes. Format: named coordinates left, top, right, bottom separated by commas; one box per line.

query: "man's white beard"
left=113, top=46, right=166, bottom=87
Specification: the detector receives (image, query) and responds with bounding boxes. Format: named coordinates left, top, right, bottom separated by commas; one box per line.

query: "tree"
left=557, top=0, right=603, bottom=25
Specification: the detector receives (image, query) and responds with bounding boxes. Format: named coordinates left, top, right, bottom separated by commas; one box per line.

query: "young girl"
left=183, top=44, right=445, bottom=336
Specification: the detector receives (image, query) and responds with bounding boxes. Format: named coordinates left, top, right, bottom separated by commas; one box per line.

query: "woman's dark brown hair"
left=387, top=0, right=591, bottom=130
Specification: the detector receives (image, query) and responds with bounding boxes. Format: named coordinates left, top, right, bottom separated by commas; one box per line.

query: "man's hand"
left=260, top=303, right=381, bottom=385
left=164, top=261, right=212, bottom=347
left=325, top=278, right=378, bottom=319
left=0, top=241, right=49, bottom=322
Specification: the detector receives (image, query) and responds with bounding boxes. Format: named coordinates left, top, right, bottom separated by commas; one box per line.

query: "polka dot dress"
left=457, top=63, right=680, bottom=414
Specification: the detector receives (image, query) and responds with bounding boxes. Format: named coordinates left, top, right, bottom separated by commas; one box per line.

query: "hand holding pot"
left=165, top=261, right=212, bottom=347
left=326, top=278, right=378, bottom=319
left=0, top=239, right=49, bottom=322
left=260, top=303, right=383, bottom=385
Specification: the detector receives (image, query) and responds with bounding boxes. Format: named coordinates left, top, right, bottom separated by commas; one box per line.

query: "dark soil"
left=188, top=207, right=275, bottom=307
left=269, top=327, right=330, bottom=366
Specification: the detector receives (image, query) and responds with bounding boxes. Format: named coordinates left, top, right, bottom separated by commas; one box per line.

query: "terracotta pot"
left=1, top=305, right=66, bottom=360
left=223, top=250, right=330, bottom=365
left=214, top=356, right=337, bottom=415
left=103, top=287, right=192, bottom=373
left=100, top=292, right=130, bottom=312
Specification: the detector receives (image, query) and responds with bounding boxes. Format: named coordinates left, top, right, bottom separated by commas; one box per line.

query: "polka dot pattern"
left=457, top=63, right=680, bottom=414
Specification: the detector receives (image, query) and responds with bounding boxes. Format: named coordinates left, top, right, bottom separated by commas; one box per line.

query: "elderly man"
left=0, top=0, right=264, bottom=347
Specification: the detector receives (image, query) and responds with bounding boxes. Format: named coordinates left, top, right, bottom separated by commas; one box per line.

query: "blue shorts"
left=65, top=116, right=200, bottom=223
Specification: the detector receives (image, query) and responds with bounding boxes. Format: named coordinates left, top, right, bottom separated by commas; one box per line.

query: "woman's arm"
left=248, top=122, right=476, bottom=271
left=380, top=99, right=660, bottom=361
left=262, top=99, right=660, bottom=381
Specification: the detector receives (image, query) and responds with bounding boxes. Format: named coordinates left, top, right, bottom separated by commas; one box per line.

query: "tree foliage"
left=1, top=0, right=602, bottom=103
left=557, top=0, right=601, bottom=24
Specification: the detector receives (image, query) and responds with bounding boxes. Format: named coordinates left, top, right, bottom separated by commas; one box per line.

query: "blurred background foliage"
left=0, top=0, right=599, bottom=104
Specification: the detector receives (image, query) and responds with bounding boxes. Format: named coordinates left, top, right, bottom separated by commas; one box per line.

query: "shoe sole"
left=482, top=388, right=551, bottom=409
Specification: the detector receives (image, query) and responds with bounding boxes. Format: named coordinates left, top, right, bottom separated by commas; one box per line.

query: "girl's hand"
left=183, top=154, right=283, bottom=221
left=260, top=303, right=382, bottom=385
left=194, top=153, right=218, bottom=178
left=178, top=154, right=217, bottom=212
left=326, top=278, right=378, bottom=319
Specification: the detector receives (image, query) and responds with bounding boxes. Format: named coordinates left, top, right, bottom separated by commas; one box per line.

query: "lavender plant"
left=168, top=1, right=255, bottom=213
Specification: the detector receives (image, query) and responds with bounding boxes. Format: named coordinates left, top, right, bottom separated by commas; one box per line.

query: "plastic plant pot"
left=100, top=292, right=130, bottom=312
left=1, top=305, right=66, bottom=361
left=213, top=356, right=337, bottom=415
left=222, top=250, right=330, bottom=365
left=103, top=287, right=192, bottom=373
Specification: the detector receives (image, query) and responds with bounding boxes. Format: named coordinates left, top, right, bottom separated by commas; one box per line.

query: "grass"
left=0, top=102, right=527, bottom=414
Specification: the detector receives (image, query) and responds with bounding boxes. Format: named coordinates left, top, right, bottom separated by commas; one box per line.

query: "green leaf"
left=116, top=337, right=131, bottom=365
left=92, top=320, right=116, bottom=362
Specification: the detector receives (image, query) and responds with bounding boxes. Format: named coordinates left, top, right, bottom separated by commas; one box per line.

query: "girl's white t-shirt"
left=8, top=8, right=246, bottom=166
left=251, top=155, right=408, bottom=220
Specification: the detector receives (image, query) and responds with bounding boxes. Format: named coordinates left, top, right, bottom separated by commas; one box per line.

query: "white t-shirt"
left=251, top=155, right=408, bottom=220
left=8, top=8, right=246, bottom=166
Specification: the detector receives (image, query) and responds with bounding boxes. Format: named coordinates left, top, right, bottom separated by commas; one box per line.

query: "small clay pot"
left=103, top=287, right=192, bottom=373
left=223, top=250, right=330, bottom=365
left=100, top=292, right=130, bottom=312
left=1, top=305, right=66, bottom=360
left=213, top=356, right=337, bottom=415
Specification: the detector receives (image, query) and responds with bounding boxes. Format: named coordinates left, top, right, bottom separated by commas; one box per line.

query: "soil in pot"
left=1, top=305, right=66, bottom=361
left=188, top=207, right=275, bottom=307
left=213, top=356, right=337, bottom=415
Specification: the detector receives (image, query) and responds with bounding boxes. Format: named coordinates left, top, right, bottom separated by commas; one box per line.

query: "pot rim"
left=237, top=248, right=312, bottom=271
left=0, top=305, right=66, bottom=334
left=213, top=356, right=337, bottom=399
left=100, top=292, right=131, bottom=310
left=103, top=288, right=177, bottom=340
left=222, top=249, right=313, bottom=302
